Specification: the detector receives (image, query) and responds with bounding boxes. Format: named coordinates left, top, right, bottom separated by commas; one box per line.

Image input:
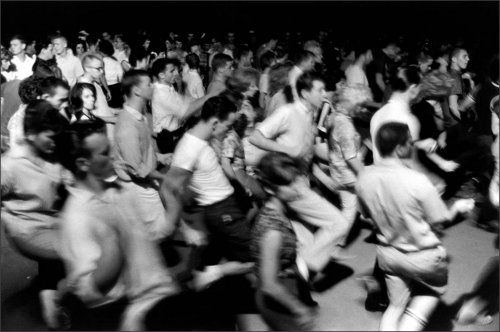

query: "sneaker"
left=39, top=290, right=71, bottom=330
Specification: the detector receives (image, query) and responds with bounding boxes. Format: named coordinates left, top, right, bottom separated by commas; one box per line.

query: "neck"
left=381, top=155, right=403, bottom=165
left=188, top=122, right=212, bottom=142
left=213, top=73, right=225, bottom=83
left=124, top=97, right=146, bottom=114
left=299, top=97, right=314, bottom=112
left=15, top=52, right=26, bottom=61
left=60, top=48, right=68, bottom=58
left=75, top=175, right=107, bottom=195
left=38, top=53, right=49, bottom=61
left=451, top=63, right=461, bottom=72
left=354, top=57, right=365, bottom=67
left=391, top=92, right=410, bottom=105
left=159, top=79, right=172, bottom=87
left=82, top=72, right=95, bottom=83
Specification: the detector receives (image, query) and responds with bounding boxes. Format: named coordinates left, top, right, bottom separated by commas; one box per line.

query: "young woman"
left=74, top=40, right=87, bottom=61
left=251, top=152, right=318, bottom=331
left=98, top=40, right=124, bottom=108
left=70, top=82, right=98, bottom=121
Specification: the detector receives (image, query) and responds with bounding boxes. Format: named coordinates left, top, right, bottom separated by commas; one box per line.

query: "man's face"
left=143, top=40, right=151, bottom=50
left=309, top=47, right=323, bottom=64
left=162, top=63, right=178, bottom=84
left=242, top=51, right=253, bottom=68
left=453, top=50, right=470, bottom=70
left=175, top=41, right=182, bottom=50
left=9, top=39, right=25, bottom=56
left=137, top=75, right=154, bottom=100
left=114, top=37, right=125, bottom=51
left=52, top=38, right=66, bottom=55
left=45, top=86, right=69, bottom=111
left=268, top=39, right=278, bottom=50
left=303, top=57, right=315, bottom=71
left=397, top=136, right=413, bottom=159
left=202, top=43, right=211, bottom=52
left=303, top=80, right=326, bottom=108
left=43, top=44, right=55, bottom=59
left=32, top=130, right=57, bottom=156
left=386, top=45, right=400, bottom=59
left=221, top=61, right=233, bottom=77
left=364, top=50, right=373, bottom=65
left=227, top=33, right=235, bottom=43
left=86, top=59, right=104, bottom=81
left=213, top=112, right=236, bottom=142
left=187, top=34, right=194, bottom=41
left=84, top=133, right=115, bottom=180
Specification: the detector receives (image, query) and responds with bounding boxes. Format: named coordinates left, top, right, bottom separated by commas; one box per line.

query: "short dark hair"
left=18, top=76, right=44, bottom=104
left=86, top=35, right=98, bottom=47
left=226, top=68, right=260, bottom=94
left=70, top=82, right=96, bottom=112
left=98, top=40, right=115, bottom=57
left=353, top=43, right=372, bottom=59
left=60, top=119, right=107, bottom=174
left=34, top=38, right=53, bottom=55
left=11, top=35, right=28, bottom=45
left=185, top=53, right=200, bottom=70
left=389, top=66, right=421, bottom=93
left=200, top=95, right=237, bottom=122
left=268, top=61, right=294, bottom=97
left=121, top=69, right=150, bottom=98
left=450, top=47, right=466, bottom=61
left=375, top=122, right=411, bottom=157
left=23, top=100, right=65, bottom=135
left=40, top=76, right=70, bottom=97
left=211, top=53, right=233, bottom=72
left=296, top=70, right=324, bottom=99
left=294, top=50, right=315, bottom=66
left=260, top=51, right=276, bottom=71
left=151, top=58, right=180, bottom=78
left=256, top=152, right=304, bottom=188
left=50, top=34, right=67, bottom=43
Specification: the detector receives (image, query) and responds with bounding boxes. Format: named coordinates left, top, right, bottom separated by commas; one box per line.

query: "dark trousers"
left=156, top=128, right=185, bottom=154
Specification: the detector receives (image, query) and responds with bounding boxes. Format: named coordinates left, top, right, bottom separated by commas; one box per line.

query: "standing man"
left=289, top=50, right=315, bottom=100
left=52, top=34, right=84, bottom=87
left=367, top=40, right=400, bottom=105
left=10, top=35, right=35, bottom=80
left=448, top=47, right=471, bottom=121
left=250, top=71, right=351, bottom=275
left=206, top=53, right=233, bottom=95
left=234, top=45, right=254, bottom=70
left=113, top=70, right=179, bottom=241
left=32, top=39, right=63, bottom=79
left=356, top=122, right=474, bottom=331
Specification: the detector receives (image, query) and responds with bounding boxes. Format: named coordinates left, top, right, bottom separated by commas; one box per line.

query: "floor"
left=1, top=211, right=498, bottom=331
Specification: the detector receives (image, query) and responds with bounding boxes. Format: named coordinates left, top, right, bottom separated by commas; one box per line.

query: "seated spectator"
left=251, top=152, right=318, bottom=331
left=32, top=38, right=63, bottom=79
left=98, top=40, right=124, bottom=108
left=182, top=53, right=205, bottom=100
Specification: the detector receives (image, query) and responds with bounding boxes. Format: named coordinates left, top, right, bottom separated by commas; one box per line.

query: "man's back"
left=356, top=160, right=449, bottom=252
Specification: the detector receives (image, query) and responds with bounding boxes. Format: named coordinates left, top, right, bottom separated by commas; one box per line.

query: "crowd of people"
left=1, top=27, right=498, bottom=331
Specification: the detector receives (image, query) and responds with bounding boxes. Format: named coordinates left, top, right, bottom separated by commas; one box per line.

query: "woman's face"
left=143, top=40, right=151, bottom=50
left=166, top=40, right=173, bottom=51
left=76, top=43, right=85, bottom=55
left=81, top=88, right=96, bottom=111
left=1, top=59, right=11, bottom=70
left=114, top=37, right=124, bottom=51
left=244, top=80, right=259, bottom=98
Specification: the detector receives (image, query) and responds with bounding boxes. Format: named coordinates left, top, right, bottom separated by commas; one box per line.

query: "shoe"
left=356, top=276, right=388, bottom=312
left=39, top=290, right=71, bottom=330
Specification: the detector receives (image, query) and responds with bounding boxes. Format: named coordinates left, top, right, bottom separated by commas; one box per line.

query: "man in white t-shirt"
left=161, top=96, right=255, bottom=269
left=52, top=35, right=84, bottom=87
left=250, top=71, right=351, bottom=274
left=9, top=35, right=35, bottom=80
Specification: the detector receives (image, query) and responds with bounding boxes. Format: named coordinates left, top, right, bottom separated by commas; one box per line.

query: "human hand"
left=106, top=91, right=112, bottom=101
left=220, top=261, right=255, bottom=276
left=454, top=198, right=475, bottom=214
left=437, top=132, right=447, bottom=148
left=158, top=153, right=173, bottom=165
left=439, top=160, right=459, bottom=172
left=296, top=307, right=315, bottom=330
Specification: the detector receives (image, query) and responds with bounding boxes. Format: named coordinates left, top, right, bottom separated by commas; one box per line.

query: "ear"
left=21, top=43, right=26, bottom=51
left=75, top=158, right=90, bottom=172
left=210, top=118, right=219, bottom=131
left=26, top=133, right=37, bottom=143
left=41, top=93, right=51, bottom=100
left=132, top=85, right=141, bottom=97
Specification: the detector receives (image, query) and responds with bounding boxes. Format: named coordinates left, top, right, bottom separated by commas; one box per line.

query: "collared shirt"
left=327, top=112, right=362, bottom=185
left=370, top=97, right=420, bottom=164
left=171, top=133, right=234, bottom=206
left=11, top=54, right=35, bottom=80
left=114, top=105, right=157, bottom=181
left=56, top=51, right=84, bottom=87
left=151, top=82, right=189, bottom=133
left=258, top=100, right=317, bottom=164
left=356, top=159, right=449, bottom=252
left=1, top=145, right=67, bottom=237
left=59, top=182, right=179, bottom=308
left=182, top=70, right=205, bottom=100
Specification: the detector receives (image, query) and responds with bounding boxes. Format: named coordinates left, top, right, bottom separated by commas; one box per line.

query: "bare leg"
left=398, top=294, right=440, bottom=331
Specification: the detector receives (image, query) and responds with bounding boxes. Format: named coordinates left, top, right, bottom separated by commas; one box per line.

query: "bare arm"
left=459, top=95, right=475, bottom=112
left=375, top=73, right=386, bottom=93
left=448, top=95, right=461, bottom=120
left=159, top=166, right=193, bottom=226
left=221, top=157, right=237, bottom=181
left=346, top=157, right=364, bottom=176
left=249, top=129, right=288, bottom=154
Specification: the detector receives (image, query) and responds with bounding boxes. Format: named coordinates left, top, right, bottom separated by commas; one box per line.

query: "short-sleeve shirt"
left=250, top=206, right=297, bottom=278
left=327, top=112, right=362, bottom=185
left=103, top=57, right=123, bottom=85
left=221, top=130, right=246, bottom=170
left=11, top=55, right=35, bottom=80
left=171, top=133, right=234, bottom=206
left=56, top=52, right=84, bottom=87
left=356, top=159, right=450, bottom=252
left=345, top=64, right=369, bottom=87
left=258, top=100, right=316, bottom=164
left=448, top=68, right=464, bottom=100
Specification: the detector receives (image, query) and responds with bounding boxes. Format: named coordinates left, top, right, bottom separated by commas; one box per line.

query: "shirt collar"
left=376, top=158, right=406, bottom=168
left=67, top=183, right=121, bottom=204
left=123, top=105, right=145, bottom=122
left=294, top=99, right=312, bottom=115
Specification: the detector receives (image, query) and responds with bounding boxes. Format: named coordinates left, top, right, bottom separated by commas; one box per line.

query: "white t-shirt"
left=171, top=133, right=234, bottom=206
left=103, top=57, right=123, bottom=85
left=183, top=71, right=205, bottom=100
left=11, top=55, right=35, bottom=80
left=370, top=98, right=420, bottom=164
left=345, top=64, right=368, bottom=87
left=113, top=50, right=128, bottom=66
left=56, top=52, right=84, bottom=87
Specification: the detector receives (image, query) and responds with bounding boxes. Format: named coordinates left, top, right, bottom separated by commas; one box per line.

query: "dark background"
left=1, top=1, right=499, bottom=55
